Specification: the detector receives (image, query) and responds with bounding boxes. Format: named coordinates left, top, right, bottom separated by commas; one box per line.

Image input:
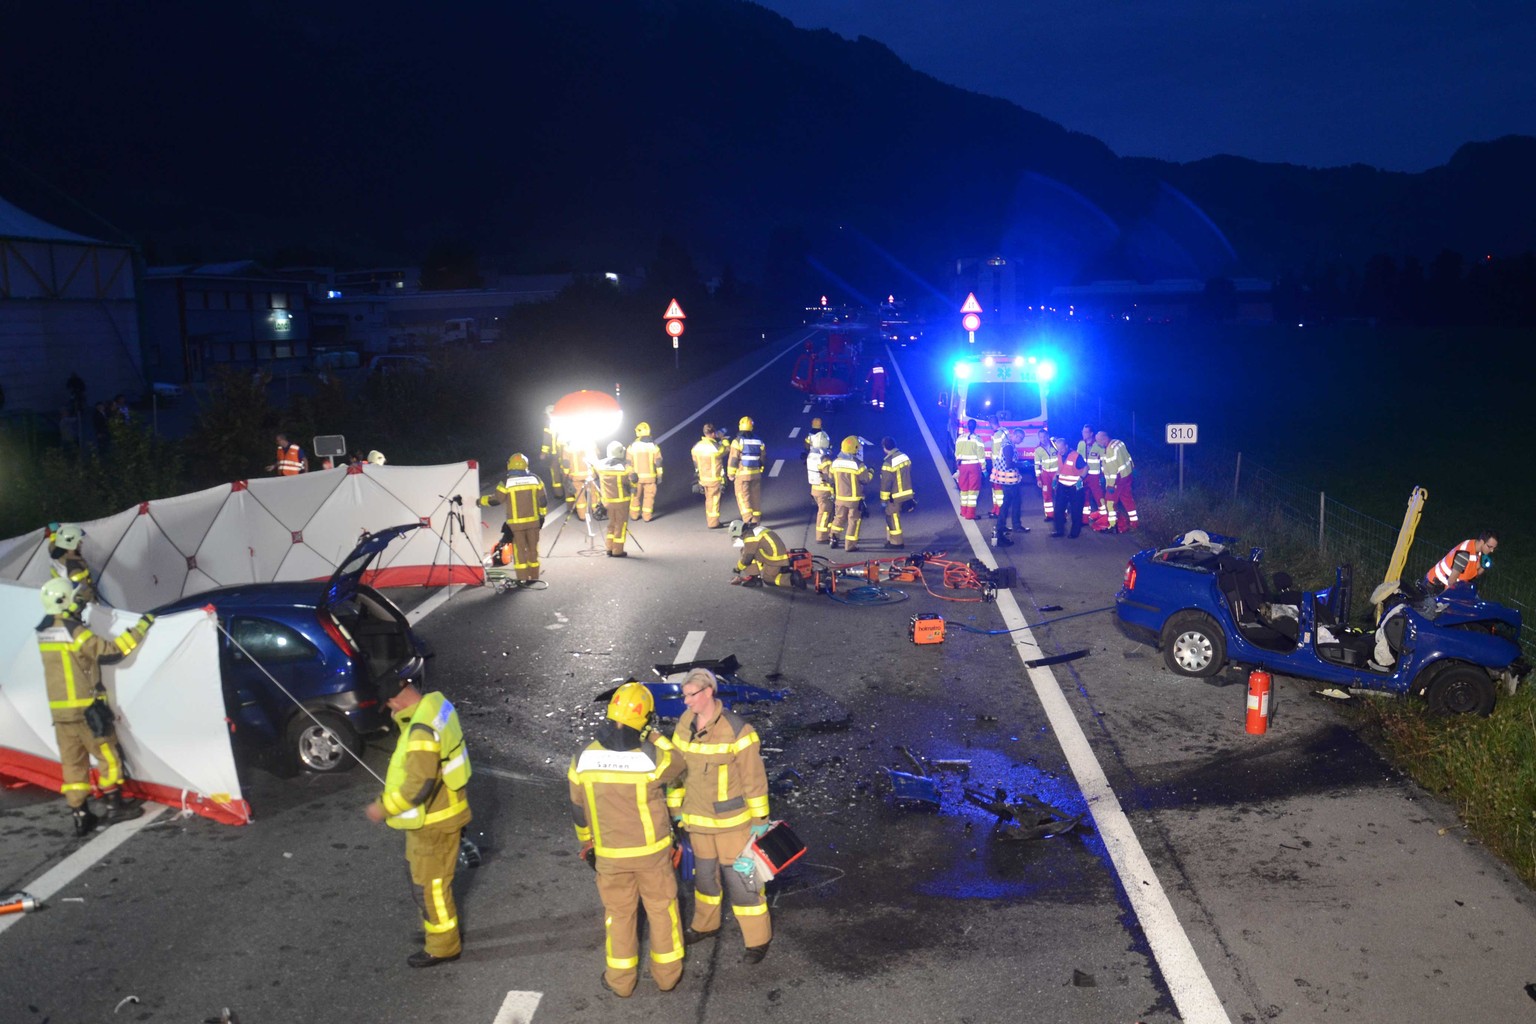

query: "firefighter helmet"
left=40, top=577, right=77, bottom=615
left=367, top=450, right=386, bottom=465
left=635, top=422, right=651, bottom=438
left=840, top=436, right=860, bottom=455
left=53, top=523, right=85, bottom=551
left=507, top=452, right=529, bottom=471
left=606, top=681, right=655, bottom=732
left=728, top=519, right=746, bottom=538
left=738, top=416, right=754, bottom=432
left=607, top=440, right=625, bottom=459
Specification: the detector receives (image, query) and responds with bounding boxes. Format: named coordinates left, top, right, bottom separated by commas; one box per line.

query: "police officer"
left=691, top=423, right=728, bottom=529
left=671, top=668, right=773, bottom=964
left=595, top=440, right=637, bottom=557
left=365, top=678, right=472, bottom=968
left=35, top=578, right=152, bottom=837
left=879, top=436, right=915, bottom=549
left=627, top=422, right=663, bottom=522
left=727, top=416, right=766, bottom=527
left=729, top=520, right=796, bottom=587
left=824, top=436, right=874, bottom=552
left=478, top=453, right=549, bottom=583
left=569, top=682, right=686, bottom=997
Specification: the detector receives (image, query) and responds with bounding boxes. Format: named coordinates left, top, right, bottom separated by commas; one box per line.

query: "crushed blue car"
left=1114, top=530, right=1527, bottom=715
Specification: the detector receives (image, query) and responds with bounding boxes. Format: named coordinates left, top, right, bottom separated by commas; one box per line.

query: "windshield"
left=960, top=382, right=1041, bottom=422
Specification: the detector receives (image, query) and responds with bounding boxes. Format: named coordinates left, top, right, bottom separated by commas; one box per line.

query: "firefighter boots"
left=101, top=791, right=145, bottom=825
left=72, top=806, right=98, bottom=837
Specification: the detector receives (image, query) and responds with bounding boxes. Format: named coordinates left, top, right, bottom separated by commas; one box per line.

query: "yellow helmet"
left=606, top=681, right=655, bottom=732
left=811, top=417, right=822, bottom=429
left=841, top=435, right=860, bottom=455
left=40, top=577, right=77, bottom=615
left=635, top=422, right=651, bottom=438
left=507, top=452, right=529, bottom=471
left=367, top=450, right=386, bottom=465
left=53, top=523, right=85, bottom=551
left=738, top=416, right=754, bottom=432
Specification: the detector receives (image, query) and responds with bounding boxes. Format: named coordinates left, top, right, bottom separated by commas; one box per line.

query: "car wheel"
left=286, top=711, right=362, bottom=773
left=1161, top=611, right=1227, bottom=678
left=1425, top=664, right=1496, bottom=717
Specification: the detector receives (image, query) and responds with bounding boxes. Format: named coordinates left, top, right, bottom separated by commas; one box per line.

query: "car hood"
left=323, top=524, right=423, bottom=606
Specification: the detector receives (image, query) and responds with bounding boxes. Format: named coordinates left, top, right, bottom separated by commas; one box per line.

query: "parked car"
left=152, top=524, right=433, bottom=771
left=366, top=354, right=433, bottom=377
left=1115, top=529, right=1527, bottom=715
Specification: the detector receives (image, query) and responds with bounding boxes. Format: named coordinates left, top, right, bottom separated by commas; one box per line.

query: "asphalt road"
left=4, top=332, right=1535, bottom=1024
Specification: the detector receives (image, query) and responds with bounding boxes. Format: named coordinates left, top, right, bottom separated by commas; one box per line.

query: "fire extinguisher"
left=1246, top=670, right=1271, bottom=735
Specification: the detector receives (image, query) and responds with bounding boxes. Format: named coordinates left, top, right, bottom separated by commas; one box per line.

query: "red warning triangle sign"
left=960, top=292, right=983, bottom=315
left=663, top=298, right=686, bottom=320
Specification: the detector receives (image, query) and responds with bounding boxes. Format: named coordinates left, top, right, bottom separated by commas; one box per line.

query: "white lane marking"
left=675, top=630, right=706, bottom=664
left=491, top=990, right=543, bottom=1024
left=889, top=348, right=1232, bottom=1024
left=769, top=459, right=784, bottom=478
left=654, top=333, right=817, bottom=445
left=407, top=584, right=465, bottom=626
left=788, top=427, right=801, bottom=438
left=802, top=404, right=811, bottom=414
left=0, top=804, right=168, bottom=938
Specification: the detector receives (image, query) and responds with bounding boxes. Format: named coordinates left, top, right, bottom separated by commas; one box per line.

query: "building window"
left=270, top=293, right=288, bottom=310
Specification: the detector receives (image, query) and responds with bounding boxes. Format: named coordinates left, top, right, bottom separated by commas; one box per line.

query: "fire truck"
left=944, top=352, right=1056, bottom=455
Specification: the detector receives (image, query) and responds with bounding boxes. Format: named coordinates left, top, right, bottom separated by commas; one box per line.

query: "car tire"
left=286, top=711, right=362, bottom=773
left=1424, top=664, right=1496, bottom=717
left=1161, top=611, right=1227, bottom=678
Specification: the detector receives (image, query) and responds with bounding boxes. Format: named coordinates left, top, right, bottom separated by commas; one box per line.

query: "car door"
left=226, top=615, right=325, bottom=740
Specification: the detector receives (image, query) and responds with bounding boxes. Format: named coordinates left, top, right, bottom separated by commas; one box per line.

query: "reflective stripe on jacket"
left=37, top=615, right=145, bottom=721
left=692, top=437, right=725, bottom=483
left=825, top=455, right=873, bottom=503
left=670, top=707, right=770, bottom=832
left=954, top=434, right=986, bottom=464
left=568, top=735, right=683, bottom=858
left=1429, top=540, right=1482, bottom=588
left=383, top=692, right=472, bottom=831
left=627, top=440, right=662, bottom=480
left=493, top=473, right=548, bottom=524
left=595, top=459, right=636, bottom=502
left=275, top=444, right=304, bottom=475
left=1056, top=450, right=1084, bottom=486
left=881, top=450, right=914, bottom=502
left=1033, top=445, right=1059, bottom=474
left=729, top=436, right=765, bottom=477
left=806, top=450, right=832, bottom=491
left=1101, top=439, right=1134, bottom=485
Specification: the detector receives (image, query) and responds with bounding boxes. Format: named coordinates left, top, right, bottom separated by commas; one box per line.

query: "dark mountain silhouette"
left=3, top=0, right=1532, bottom=297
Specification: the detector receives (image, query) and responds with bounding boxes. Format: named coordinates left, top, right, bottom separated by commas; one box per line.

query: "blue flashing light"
left=953, top=361, right=972, bottom=380
left=1037, top=360, right=1057, bottom=383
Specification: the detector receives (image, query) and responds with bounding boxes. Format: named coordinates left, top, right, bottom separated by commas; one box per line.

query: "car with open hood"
left=1115, top=529, right=1527, bottom=715
left=152, top=524, right=433, bottom=771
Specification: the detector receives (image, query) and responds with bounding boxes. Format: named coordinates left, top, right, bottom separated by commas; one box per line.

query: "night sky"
left=753, top=0, right=1536, bottom=172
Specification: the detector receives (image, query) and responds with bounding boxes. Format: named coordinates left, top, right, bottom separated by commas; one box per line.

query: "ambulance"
left=945, top=352, right=1055, bottom=456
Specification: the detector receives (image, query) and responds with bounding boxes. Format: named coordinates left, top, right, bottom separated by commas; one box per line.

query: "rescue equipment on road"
left=1246, top=669, right=1272, bottom=734
left=0, top=892, right=39, bottom=915
left=734, top=820, right=807, bottom=888
left=910, top=613, right=946, bottom=645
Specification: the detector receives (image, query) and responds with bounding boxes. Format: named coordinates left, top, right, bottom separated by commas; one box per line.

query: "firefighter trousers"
left=53, top=718, right=125, bottom=809
left=700, top=481, right=723, bottom=527
left=732, top=475, right=762, bottom=526
left=688, top=828, right=772, bottom=949
left=405, top=826, right=463, bottom=958
left=604, top=502, right=631, bottom=554
left=813, top=492, right=835, bottom=541
left=501, top=522, right=542, bottom=580
left=883, top=499, right=904, bottom=546
left=630, top=478, right=658, bottom=521
left=830, top=501, right=863, bottom=551
left=596, top=850, right=684, bottom=996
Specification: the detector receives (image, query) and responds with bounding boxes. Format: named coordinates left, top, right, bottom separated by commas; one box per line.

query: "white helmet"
left=367, top=450, right=386, bottom=465
left=41, top=577, right=78, bottom=615
left=53, top=523, right=85, bottom=551
left=607, top=440, right=625, bottom=459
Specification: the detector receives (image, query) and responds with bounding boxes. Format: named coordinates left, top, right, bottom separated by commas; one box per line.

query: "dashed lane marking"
left=675, top=630, right=706, bottom=664
left=769, top=459, right=784, bottom=477
left=788, top=427, right=801, bottom=438
left=407, top=584, right=465, bottom=625
left=491, top=990, right=543, bottom=1024
left=888, top=347, right=1233, bottom=1024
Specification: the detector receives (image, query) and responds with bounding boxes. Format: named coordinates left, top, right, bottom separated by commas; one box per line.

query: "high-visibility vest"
left=275, top=444, right=304, bottom=476
left=807, top=450, right=832, bottom=492
left=1081, top=441, right=1105, bottom=475
left=692, top=437, right=724, bottom=483
left=991, top=432, right=1009, bottom=463
left=1102, top=439, right=1134, bottom=484
left=382, top=691, right=471, bottom=830
left=627, top=440, right=661, bottom=480
left=732, top=435, right=765, bottom=476
left=1429, top=540, right=1482, bottom=588
left=881, top=449, right=914, bottom=501
left=1033, top=445, right=1059, bottom=474
left=1057, top=450, right=1084, bottom=486
left=828, top=456, right=871, bottom=503
left=954, top=434, right=986, bottom=464
left=496, top=473, right=547, bottom=525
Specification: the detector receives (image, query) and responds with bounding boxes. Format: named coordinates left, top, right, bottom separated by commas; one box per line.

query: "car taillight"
left=320, top=613, right=357, bottom=658
left=1123, top=563, right=1137, bottom=591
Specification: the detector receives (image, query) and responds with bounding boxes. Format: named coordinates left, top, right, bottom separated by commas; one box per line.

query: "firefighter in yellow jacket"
left=627, top=422, right=663, bottom=522
left=48, top=523, right=104, bottom=610
left=822, top=436, right=874, bottom=552
left=478, top=453, right=548, bottom=583
left=728, top=520, right=796, bottom=587
left=670, top=667, right=772, bottom=963
left=879, top=436, right=915, bottom=549
left=35, top=578, right=152, bottom=837
left=595, top=441, right=637, bottom=557
left=561, top=439, right=597, bottom=522
left=727, top=416, right=766, bottom=528
left=568, top=682, right=686, bottom=997
left=691, top=423, right=728, bottom=528
left=365, top=679, right=472, bottom=968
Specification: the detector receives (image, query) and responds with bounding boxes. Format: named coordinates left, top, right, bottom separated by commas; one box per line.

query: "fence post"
left=1234, top=452, right=1242, bottom=501
left=1318, top=491, right=1326, bottom=555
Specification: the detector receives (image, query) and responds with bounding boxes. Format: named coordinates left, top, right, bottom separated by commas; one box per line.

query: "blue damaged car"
left=1115, top=530, right=1527, bottom=715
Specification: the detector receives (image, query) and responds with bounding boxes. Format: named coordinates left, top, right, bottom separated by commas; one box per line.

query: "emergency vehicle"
left=944, top=352, right=1055, bottom=454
